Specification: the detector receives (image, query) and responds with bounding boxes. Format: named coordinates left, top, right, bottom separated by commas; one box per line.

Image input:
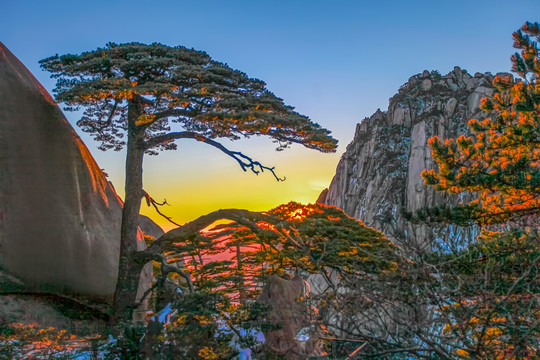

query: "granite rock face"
left=258, top=275, right=323, bottom=359
left=0, top=42, right=155, bottom=305
left=321, top=67, right=498, bottom=249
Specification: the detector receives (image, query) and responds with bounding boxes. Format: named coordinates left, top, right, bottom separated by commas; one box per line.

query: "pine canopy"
left=40, top=42, right=337, bottom=154
left=422, top=22, right=540, bottom=226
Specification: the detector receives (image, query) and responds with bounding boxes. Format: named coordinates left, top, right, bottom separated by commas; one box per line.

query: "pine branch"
left=134, top=251, right=195, bottom=293
left=143, top=190, right=181, bottom=227
left=141, top=208, right=285, bottom=256
left=145, top=131, right=285, bottom=181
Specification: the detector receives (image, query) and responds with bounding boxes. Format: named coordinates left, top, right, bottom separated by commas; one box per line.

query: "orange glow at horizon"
left=131, top=139, right=341, bottom=232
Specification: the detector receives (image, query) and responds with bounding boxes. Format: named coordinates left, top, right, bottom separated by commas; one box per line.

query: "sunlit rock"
left=321, top=67, right=490, bottom=250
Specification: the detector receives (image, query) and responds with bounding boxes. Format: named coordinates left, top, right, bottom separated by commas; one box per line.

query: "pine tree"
left=372, top=22, right=540, bottom=359
left=168, top=202, right=398, bottom=359
left=129, top=202, right=396, bottom=359
left=421, top=22, right=540, bottom=227
left=417, top=22, right=540, bottom=359
left=40, top=42, right=337, bottom=322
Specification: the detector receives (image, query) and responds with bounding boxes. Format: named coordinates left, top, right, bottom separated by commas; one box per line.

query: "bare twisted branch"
left=145, top=131, right=285, bottom=181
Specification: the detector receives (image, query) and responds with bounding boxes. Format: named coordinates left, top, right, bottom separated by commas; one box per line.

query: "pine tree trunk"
left=112, top=100, right=146, bottom=323
left=237, top=244, right=246, bottom=303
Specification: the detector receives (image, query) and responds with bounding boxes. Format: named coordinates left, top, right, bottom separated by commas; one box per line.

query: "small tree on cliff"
left=40, top=42, right=337, bottom=322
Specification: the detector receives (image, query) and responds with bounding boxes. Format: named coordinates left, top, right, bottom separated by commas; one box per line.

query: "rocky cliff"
left=0, top=42, right=155, bottom=310
left=320, top=67, right=502, bottom=250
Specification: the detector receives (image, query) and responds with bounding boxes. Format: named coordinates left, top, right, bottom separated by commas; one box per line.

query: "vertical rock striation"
left=321, top=68, right=501, bottom=249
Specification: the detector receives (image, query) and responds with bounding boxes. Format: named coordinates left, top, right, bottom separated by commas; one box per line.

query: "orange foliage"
left=0, top=323, right=95, bottom=358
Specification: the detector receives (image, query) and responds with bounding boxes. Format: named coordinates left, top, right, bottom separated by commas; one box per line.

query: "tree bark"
left=112, top=99, right=147, bottom=323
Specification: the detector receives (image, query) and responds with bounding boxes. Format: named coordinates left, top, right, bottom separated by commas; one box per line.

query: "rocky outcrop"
left=258, top=275, right=323, bottom=359
left=321, top=68, right=500, bottom=249
left=139, top=214, right=165, bottom=239
left=0, top=42, right=155, bottom=309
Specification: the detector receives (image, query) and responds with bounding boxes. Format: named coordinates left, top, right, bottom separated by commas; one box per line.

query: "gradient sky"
left=2, top=0, right=539, bottom=231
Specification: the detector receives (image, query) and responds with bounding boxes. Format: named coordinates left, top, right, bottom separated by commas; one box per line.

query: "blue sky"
left=2, top=0, right=539, bottom=229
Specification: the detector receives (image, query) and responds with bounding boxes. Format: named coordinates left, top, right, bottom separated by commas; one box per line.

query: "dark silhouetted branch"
left=143, top=190, right=181, bottom=227
left=145, top=131, right=285, bottom=181
left=142, top=208, right=285, bottom=255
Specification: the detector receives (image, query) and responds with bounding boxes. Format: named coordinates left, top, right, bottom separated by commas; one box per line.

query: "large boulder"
left=0, top=42, right=155, bottom=306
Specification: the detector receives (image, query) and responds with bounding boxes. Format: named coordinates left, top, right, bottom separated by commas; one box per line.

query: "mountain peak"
left=323, top=67, right=494, bottom=250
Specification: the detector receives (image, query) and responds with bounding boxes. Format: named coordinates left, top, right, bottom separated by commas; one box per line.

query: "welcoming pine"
left=40, top=42, right=338, bottom=323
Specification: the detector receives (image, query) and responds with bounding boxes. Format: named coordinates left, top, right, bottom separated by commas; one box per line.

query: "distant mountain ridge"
left=319, top=67, right=507, bottom=250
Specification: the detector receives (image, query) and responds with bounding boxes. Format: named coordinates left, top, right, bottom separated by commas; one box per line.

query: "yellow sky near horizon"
left=101, top=136, right=342, bottom=232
